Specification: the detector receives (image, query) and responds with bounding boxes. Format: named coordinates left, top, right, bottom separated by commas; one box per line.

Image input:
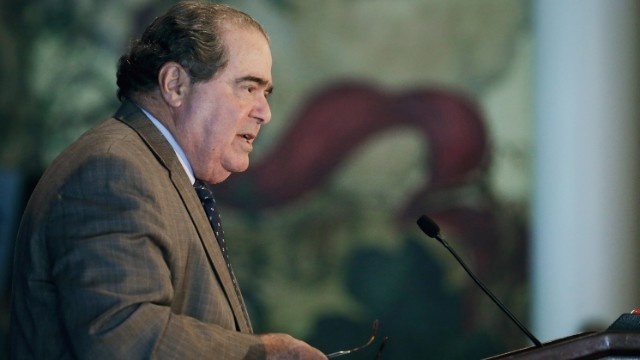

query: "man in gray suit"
left=10, top=2, right=326, bottom=359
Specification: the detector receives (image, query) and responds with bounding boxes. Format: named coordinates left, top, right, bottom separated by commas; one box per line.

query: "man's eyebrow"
left=236, top=75, right=274, bottom=93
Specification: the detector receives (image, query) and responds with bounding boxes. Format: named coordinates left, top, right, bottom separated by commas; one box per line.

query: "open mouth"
left=240, top=134, right=255, bottom=142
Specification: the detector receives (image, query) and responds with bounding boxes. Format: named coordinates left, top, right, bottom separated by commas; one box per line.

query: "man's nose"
left=254, top=96, right=271, bottom=124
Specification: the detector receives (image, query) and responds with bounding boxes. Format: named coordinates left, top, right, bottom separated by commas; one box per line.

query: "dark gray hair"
left=116, top=1, right=268, bottom=102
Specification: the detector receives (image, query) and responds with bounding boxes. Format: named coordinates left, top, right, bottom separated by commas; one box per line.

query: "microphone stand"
left=418, top=215, right=542, bottom=347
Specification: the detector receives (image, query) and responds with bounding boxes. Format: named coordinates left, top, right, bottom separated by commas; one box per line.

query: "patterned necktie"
left=193, top=179, right=251, bottom=329
left=193, top=180, right=233, bottom=268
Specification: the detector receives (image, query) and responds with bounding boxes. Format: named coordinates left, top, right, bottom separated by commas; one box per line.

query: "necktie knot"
left=193, top=179, right=214, bottom=202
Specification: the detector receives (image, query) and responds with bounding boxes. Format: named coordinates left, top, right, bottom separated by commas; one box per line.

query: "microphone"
left=416, top=215, right=542, bottom=347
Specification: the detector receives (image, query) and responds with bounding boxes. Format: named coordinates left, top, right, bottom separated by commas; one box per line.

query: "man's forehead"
left=221, top=26, right=272, bottom=81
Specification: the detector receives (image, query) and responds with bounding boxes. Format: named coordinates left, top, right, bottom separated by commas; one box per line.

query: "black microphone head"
left=416, top=215, right=440, bottom=238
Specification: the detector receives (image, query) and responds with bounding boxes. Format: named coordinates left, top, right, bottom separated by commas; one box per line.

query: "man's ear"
left=158, top=62, right=190, bottom=107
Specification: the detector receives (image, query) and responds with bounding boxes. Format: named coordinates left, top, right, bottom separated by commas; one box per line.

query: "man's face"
left=175, top=26, right=273, bottom=184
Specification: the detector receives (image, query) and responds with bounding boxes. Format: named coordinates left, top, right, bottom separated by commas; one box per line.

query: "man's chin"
left=229, top=161, right=250, bottom=174
left=220, top=162, right=250, bottom=179
left=200, top=168, right=233, bottom=184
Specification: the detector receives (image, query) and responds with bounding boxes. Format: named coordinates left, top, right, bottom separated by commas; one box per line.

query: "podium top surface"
left=485, top=332, right=640, bottom=360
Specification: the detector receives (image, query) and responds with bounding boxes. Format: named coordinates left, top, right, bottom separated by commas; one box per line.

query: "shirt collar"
left=139, top=106, right=196, bottom=185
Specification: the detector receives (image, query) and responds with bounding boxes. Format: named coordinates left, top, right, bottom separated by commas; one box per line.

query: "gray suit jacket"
left=10, top=102, right=265, bottom=359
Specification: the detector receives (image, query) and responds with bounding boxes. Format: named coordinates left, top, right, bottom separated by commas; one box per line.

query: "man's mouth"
left=239, top=133, right=255, bottom=143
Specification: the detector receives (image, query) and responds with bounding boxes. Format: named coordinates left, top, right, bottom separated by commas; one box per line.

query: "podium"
left=485, top=314, right=640, bottom=359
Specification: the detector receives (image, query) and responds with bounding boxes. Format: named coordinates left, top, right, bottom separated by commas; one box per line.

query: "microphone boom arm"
left=436, top=233, right=542, bottom=347
left=417, top=215, right=542, bottom=347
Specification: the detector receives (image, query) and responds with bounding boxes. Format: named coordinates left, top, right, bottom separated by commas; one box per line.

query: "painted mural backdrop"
left=0, top=0, right=532, bottom=358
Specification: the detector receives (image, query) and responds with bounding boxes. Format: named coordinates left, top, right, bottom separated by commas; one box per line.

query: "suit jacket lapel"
left=113, top=101, right=253, bottom=333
